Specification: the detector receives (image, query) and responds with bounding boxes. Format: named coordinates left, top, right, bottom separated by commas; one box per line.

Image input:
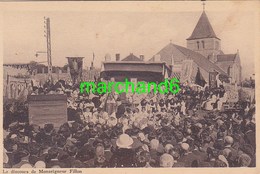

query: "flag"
left=195, top=67, right=206, bottom=87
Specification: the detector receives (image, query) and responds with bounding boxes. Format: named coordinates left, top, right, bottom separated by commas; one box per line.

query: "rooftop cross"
left=202, top=0, right=206, bottom=11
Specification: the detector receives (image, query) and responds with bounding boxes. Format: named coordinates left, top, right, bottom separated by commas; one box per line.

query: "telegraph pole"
left=44, top=17, right=52, bottom=81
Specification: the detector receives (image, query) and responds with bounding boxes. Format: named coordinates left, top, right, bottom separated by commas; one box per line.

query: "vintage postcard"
left=0, top=1, right=259, bottom=174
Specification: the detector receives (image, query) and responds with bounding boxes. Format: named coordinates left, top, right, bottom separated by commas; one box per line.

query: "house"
left=100, top=53, right=171, bottom=83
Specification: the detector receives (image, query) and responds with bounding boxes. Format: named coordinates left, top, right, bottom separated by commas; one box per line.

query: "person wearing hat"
left=213, top=132, right=225, bottom=150
left=38, top=146, right=51, bottom=162
left=174, top=143, right=198, bottom=167
left=100, top=139, right=112, bottom=162
left=46, top=147, right=66, bottom=168
left=107, top=115, right=118, bottom=128
left=149, top=139, right=162, bottom=167
left=171, top=148, right=186, bottom=167
left=81, top=107, right=92, bottom=123
left=91, top=144, right=108, bottom=167
left=109, top=133, right=136, bottom=167
left=4, top=139, right=19, bottom=167
left=34, top=160, right=46, bottom=168
left=149, top=99, right=157, bottom=113
left=116, top=99, right=125, bottom=119
left=221, top=148, right=233, bottom=165
left=12, top=150, right=31, bottom=168
left=104, top=93, right=117, bottom=115
left=159, top=153, right=174, bottom=167
left=4, top=104, right=16, bottom=130
left=96, top=107, right=109, bottom=124
left=135, top=151, right=152, bottom=168
left=20, top=163, right=33, bottom=168
left=3, top=150, right=11, bottom=168
left=204, top=147, right=220, bottom=167
left=238, top=153, right=252, bottom=167
left=28, top=142, right=41, bottom=165
left=224, top=136, right=239, bottom=166
left=244, top=123, right=256, bottom=152
left=138, top=107, right=149, bottom=119
left=214, top=156, right=228, bottom=167
left=164, top=144, right=174, bottom=154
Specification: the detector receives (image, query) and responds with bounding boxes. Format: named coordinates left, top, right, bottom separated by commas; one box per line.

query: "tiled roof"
left=149, top=43, right=186, bottom=63
left=216, top=54, right=237, bottom=62
left=215, top=61, right=234, bottom=74
left=150, top=43, right=227, bottom=75
left=121, top=53, right=142, bottom=61
left=187, top=11, right=219, bottom=40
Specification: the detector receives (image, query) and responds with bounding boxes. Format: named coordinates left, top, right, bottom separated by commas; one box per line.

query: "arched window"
left=202, top=40, right=205, bottom=49
left=197, top=41, right=200, bottom=50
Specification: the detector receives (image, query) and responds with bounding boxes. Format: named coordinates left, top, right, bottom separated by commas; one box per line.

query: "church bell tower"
left=186, top=7, right=222, bottom=62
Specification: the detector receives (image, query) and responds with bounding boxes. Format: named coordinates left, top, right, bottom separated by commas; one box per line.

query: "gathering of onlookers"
left=3, top=80, right=255, bottom=168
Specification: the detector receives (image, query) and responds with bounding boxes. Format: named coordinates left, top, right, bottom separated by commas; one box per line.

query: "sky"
left=2, top=1, right=259, bottom=79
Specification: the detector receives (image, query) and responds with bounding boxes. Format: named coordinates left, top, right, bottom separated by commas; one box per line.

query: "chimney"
left=116, top=54, right=120, bottom=61
left=140, top=55, right=144, bottom=61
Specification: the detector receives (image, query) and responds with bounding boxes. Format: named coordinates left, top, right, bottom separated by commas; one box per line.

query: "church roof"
left=216, top=53, right=239, bottom=74
left=187, top=11, right=219, bottom=40
left=150, top=43, right=227, bottom=75
left=121, top=53, right=142, bottom=61
left=216, top=54, right=237, bottom=62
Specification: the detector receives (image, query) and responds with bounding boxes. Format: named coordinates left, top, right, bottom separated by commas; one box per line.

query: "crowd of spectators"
left=3, top=80, right=256, bottom=168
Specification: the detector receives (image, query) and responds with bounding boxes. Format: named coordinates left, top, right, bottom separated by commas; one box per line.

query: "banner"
left=67, top=57, right=84, bottom=84
left=209, top=72, right=218, bottom=88
left=195, top=67, right=206, bottom=87
left=181, top=60, right=193, bottom=83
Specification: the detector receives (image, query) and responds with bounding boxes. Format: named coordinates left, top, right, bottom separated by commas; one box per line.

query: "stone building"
left=150, top=10, right=242, bottom=85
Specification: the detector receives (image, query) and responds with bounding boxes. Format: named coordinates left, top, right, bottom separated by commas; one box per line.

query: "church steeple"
left=186, top=10, right=221, bottom=61
left=187, top=11, right=219, bottom=40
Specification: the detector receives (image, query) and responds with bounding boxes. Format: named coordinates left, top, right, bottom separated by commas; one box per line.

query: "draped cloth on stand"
left=195, top=67, right=206, bottom=87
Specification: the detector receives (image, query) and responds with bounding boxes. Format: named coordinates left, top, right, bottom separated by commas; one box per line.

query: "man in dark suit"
left=45, top=147, right=67, bottom=168
left=116, top=99, right=125, bottom=119
left=4, top=104, right=15, bottom=130
left=244, top=123, right=256, bottom=151
left=109, top=134, right=136, bottom=167
left=12, top=150, right=31, bottom=168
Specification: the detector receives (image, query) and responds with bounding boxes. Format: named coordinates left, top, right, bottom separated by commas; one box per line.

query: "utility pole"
left=44, top=17, right=52, bottom=81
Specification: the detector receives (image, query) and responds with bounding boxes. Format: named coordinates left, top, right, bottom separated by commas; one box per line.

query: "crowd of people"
left=3, top=79, right=256, bottom=168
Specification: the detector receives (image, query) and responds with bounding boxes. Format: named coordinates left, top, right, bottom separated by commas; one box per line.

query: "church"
left=150, top=10, right=242, bottom=85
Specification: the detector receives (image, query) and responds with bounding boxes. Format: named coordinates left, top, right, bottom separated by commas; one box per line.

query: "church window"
left=197, top=41, right=200, bottom=50
left=202, top=40, right=205, bottom=49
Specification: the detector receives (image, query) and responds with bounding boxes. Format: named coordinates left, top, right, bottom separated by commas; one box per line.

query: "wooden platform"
left=28, top=94, right=67, bottom=128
